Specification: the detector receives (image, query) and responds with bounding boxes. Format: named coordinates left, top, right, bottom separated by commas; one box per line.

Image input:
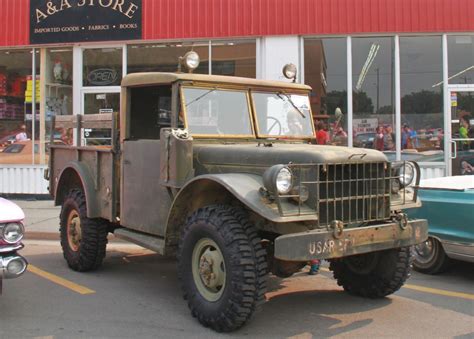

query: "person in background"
left=401, top=124, right=410, bottom=149
left=374, top=126, right=384, bottom=151
left=459, top=115, right=474, bottom=150
left=316, top=121, right=329, bottom=145
left=15, top=124, right=28, bottom=142
left=383, top=125, right=395, bottom=151
left=308, top=259, right=321, bottom=275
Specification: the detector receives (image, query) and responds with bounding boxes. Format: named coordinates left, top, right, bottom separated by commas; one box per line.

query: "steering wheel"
left=267, top=117, right=282, bottom=135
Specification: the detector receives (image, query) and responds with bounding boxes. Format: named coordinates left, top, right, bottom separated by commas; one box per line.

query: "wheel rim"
left=414, top=238, right=436, bottom=264
left=191, top=238, right=226, bottom=302
left=66, top=209, right=81, bottom=252
left=345, top=252, right=379, bottom=274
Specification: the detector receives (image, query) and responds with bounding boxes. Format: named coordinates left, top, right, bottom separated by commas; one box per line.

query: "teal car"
left=407, top=176, right=474, bottom=274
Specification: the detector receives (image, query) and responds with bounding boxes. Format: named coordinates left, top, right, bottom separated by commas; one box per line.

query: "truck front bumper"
left=274, top=219, right=428, bottom=261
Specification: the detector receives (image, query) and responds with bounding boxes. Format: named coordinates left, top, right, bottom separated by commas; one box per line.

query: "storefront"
left=1, top=0, right=473, bottom=194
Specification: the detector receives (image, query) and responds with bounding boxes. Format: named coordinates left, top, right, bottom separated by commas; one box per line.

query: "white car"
left=0, top=198, right=28, bottom=293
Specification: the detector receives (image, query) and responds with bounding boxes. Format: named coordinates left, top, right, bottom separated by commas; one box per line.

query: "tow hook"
left=395, top=213, right=408, bottom=230
left=329, top=220, right=344, bottom=239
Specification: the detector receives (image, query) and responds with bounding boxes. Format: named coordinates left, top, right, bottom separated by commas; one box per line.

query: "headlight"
left=2, top=222, right=24, bottom=244
left=7, top=258, right=27, bottom=275
left=282, top=63, right=297, bottom=80
left=183, top=51, right=200, bottom=71
left=398, top=162, right=416, bottom=187
left=263, top=165, right=293, bottom=195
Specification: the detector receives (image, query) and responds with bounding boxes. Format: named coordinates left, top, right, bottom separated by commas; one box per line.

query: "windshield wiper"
left=185, top=88, right=216, bottom=107
left=276, top=92, right=305, bottom=118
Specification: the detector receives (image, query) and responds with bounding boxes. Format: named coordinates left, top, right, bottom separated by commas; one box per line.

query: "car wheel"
left=329, top=246, right=413, bottom=298
left=177, top=205, right=267, bottom=332
left=413, top=237, right=450, bottom=274
left=60, top=189, right=108, bottom=272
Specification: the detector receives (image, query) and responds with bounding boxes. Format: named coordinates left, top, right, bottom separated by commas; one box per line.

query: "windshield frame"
left=180, top=85, right=256, bottom=139
left=251, top=89, right=316, bottom=140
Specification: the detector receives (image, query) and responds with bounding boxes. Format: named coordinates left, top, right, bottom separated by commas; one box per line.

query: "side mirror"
left=282, top=63, right=297, bottom=83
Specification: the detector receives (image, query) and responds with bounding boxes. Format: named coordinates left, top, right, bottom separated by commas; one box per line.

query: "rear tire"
left=177, top=205, right=267, bottom=332
left=60, top=189, right=108, bottom=272
left=329, top=246, right=413, bottom=298
left=413, top=237, right=450, bottom=274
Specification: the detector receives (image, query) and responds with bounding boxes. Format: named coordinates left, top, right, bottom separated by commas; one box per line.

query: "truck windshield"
left=253, top=92, right=314, bottom=138
left=182, top=87, right=253, bottom=137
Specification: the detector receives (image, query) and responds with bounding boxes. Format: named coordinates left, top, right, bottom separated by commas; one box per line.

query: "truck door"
left=120, top=86, right=173, bottom=236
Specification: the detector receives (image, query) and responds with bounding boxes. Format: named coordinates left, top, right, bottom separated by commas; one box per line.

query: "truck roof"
left=121, top=72, right=312, bottom=91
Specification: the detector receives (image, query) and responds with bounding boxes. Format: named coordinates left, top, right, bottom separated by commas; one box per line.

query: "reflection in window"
left=183, top=88, right=252, bottom=136
left=127, top=43, right=209, bottom=74
left=211, top=41, right=256, bottom=78
left=253, top=92, right=313, bottom=137
left=448, top=35, right=474, bottom=85
left=352, top=37, right=394, bottom=150
left=304, top=38, right=347, bottom=145
left=400, top=36, right=443, bottom=161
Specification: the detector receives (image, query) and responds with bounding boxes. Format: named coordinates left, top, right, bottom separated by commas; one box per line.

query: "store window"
left=0, top=49, right=38, bottom=164
left=400, top=36, right=443, bottom=161
left=211, top=40, right=256, bottom=78
left=83, top=48, right=122, bottom=87
left=352, top=37, right=394, bottom=151
left=304, top=38, right=348, bottom=145
left=448, top=35, right=474, bottom=84
left=127, top=42, right=209, bottom=74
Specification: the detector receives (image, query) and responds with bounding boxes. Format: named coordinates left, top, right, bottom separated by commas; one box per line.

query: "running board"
left=113, top=228, right=165, bottom=255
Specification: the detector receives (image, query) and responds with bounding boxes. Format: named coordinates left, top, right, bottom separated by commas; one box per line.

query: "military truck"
left=47, top=52, right=428, bottom=332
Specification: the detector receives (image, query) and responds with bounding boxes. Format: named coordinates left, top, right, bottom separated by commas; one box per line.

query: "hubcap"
left=192, top=238, right=226, bottom=302
left=414, top=238, right=436, bottom=264
left=67, top=210, right=81, bottom=252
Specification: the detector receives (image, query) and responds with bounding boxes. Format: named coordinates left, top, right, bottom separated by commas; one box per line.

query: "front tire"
left=329, top=246, right=413, bottom=298
left=413, top=237, right=450, bottom=274
left=60, top=189, right=108, bottom=272
left=177, top=205, right=267, bottom=332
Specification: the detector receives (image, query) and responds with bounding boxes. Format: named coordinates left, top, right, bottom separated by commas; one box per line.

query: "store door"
left=449, top=90, right=474, bottom=176
left=80, top=46, right=125, bottom=145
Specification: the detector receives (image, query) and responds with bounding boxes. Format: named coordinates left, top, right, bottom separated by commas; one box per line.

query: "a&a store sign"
left=30, top=0, right=142, bottom=44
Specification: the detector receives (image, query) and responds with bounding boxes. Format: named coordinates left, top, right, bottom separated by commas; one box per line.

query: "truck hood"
left=194, top=142, right=387, bottom=173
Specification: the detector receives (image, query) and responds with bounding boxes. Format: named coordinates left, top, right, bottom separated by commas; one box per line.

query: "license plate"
left=308, top=237, right=356, bottom=256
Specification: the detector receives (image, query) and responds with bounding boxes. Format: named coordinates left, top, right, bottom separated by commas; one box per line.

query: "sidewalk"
left=15, top=199, right=61, bottom=241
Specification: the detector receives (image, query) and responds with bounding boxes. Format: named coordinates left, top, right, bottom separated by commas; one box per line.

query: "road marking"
left=321, top=266, right=474, bottom=301
left=403, top=284, right=474, bottom=301
left=28, top=265, right=95, bottom=295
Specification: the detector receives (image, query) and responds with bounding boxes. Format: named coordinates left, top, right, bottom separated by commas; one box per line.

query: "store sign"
left=354, top=118, right=378, bottom=134
left=30, top=0, right=142, bottom=44
left=87, top=69, right=118, bottom=86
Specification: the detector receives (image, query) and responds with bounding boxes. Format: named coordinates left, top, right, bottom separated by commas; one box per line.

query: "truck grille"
left=276, top=162, right=391, bottom=226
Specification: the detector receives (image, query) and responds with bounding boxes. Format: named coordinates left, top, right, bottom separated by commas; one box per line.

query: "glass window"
left=253, top=92, right=314, bottom=138
left=0, top=49, right=36, bottom=164
left=127, top=42, right=209, bottom=74
left=182, top=88, right=252, bottom=136
left=83, top=48, right=122, bottom=86
left=304, top=38, right=348, bottom=145
left=448, top=35, right=474, bottom=84
left=211, top=40, right=256, bottom=78
left=352, top=37, right=394, bottom=150
left=400, top=36, right=443, bottom=161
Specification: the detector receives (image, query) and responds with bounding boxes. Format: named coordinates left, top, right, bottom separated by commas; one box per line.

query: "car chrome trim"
left=0, top=243, right=23, bottom=253
left=0, top=254, right=28, bottom=279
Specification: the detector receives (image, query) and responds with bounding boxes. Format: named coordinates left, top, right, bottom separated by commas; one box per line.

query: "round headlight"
left=282, top=63, right=297, bottom=80
left=263, top=165, right=294, bottom=196
left=399, top=162, right=416, bottom=187
left=183, top=51, right=200, bottom=71
left=2, top=223, right=24, bottom=244
left=7, top=258, right=27, bottom=276
left=276, top=167, right=293, bottom=194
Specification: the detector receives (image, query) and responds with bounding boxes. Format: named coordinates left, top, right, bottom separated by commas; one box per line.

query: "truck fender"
left=164, top=173, right=316, bottom=252
left=54, top=161, right=101, bottom=218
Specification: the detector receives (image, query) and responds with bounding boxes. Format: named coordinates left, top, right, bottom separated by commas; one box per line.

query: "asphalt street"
left=1, top=240, right=473, bottom=339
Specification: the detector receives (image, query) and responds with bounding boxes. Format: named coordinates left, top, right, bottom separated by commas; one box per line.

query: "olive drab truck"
left=47, top=52, right=428, bottom=332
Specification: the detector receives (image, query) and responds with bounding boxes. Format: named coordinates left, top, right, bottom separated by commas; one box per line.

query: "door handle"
left=450, top=140, right=457, bottom=159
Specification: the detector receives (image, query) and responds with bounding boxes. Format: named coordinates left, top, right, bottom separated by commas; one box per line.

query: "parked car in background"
left=406, top=176, right=474, bottom=274
left=353, top=132, right=376, bottom=149
left=0, top=198, right=28, bottom=293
